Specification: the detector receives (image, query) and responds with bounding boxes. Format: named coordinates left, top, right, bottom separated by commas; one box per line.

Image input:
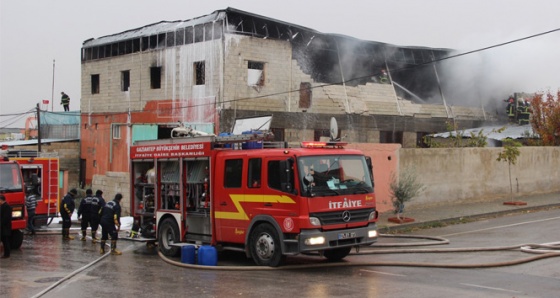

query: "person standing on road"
left=99, top=193, right=123, bottom=255
left=78, top=189, right=94, bottom=241
left=61, top=189, right=77, bottom=240
left=89, top=190, right=105, bottom=242
left=0, top=194, right=13, bottom=258
left=60, top=92, right=70, bottom=111
left=25, top=188, right=39, bottom=235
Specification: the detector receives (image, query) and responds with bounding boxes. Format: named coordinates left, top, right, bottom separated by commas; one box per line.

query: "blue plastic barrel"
left=197, top=245, right=218, bottom=266
left=181, top=245, right=196, bottom=264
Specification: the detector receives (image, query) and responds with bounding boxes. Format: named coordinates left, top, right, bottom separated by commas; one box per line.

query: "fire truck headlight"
left=368, top=211, right=377, bottom=221
left=309, top=217, right=321, bottom=226
left=305, top=236, right=325, bottom=246
left=368, top=230, right=378, bottom=238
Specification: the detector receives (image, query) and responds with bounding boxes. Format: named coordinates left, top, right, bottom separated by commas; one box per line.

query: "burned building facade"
left=80, top=7, right=488, bottom=185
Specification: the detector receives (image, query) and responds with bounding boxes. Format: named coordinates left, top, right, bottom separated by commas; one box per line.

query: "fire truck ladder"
left=46, top=157, right=59, bottom=221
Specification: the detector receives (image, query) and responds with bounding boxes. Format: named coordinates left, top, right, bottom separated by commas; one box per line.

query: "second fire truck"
left=130, top=130, right=378, bottom=267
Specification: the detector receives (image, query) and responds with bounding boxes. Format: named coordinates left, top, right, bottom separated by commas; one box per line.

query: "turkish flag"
left=42, top=100, right=50, bottom=105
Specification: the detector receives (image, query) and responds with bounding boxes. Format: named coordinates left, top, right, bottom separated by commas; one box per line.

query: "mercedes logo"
left=342, top=210, right=351, bottom=222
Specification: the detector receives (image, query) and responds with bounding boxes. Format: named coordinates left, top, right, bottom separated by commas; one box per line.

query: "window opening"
left=91, top=74, right=100, bottom=94
left=150, top=67, right=161, bottom=89
left=247, top=61, right=264, bottom=87
left=194, top=61, right=205, bottom=85
left=112, top=125, right=121, bottom=139
left=299, top=82, right=312, bottom=108
left=121, top=70, right=130, bottom=92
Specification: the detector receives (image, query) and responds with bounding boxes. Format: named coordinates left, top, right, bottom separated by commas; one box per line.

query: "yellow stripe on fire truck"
left=215, top=194, right=296, bottom=220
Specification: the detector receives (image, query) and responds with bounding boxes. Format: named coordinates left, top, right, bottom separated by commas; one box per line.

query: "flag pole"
left=51, top=59, right=55, bottom=112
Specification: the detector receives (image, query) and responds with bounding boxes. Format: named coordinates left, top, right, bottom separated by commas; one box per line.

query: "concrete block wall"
left=92, top=171, right=131, bottom=216
left=399, top=146, right=560, bottom=208
left=81, top=40, right=223, bottom=114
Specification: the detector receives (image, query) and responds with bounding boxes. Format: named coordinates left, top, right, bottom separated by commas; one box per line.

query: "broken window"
left=121, top=70, right=130, bottom=92
left=299, top=82, right=312, bottom=109
left=247, top=61, right=264, bottom=86
left=194, top=24, right=204, bottom=43
left=150, top=67, right=161, bottom=89
left=91, top=74, right=100, bottom=94
left=176, top=28, right=185, bottom=46
left=204, top=23, right=213, bottom=41
left=185, top=27, right=193, bottom=44
left=194, top=61, right=205, bottom=85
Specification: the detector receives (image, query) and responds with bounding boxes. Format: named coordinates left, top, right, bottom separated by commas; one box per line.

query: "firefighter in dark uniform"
left=61, top=189, right=77, bottom=240
left=89, top=190, right=106, bottom=243
left=78, top=189, right=94, bottom=242
left=99, top=193, right=123, bottom=255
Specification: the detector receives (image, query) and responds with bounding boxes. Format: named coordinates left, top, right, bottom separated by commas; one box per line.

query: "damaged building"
left=80, top=7, right=490, bottom=186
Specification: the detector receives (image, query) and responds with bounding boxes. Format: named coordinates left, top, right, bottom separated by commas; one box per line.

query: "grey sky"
left=1, top=0, right=559, bottom=128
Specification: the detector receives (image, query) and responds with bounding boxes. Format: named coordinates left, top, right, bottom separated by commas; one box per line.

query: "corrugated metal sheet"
left=83, top=11, right=224, bottom=47
left=0, top=139, right=80, bottom=147
left=431, top=124, right=536, bottom=140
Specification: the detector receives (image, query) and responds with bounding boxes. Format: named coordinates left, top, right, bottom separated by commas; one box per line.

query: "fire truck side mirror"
left=365, top=156, right=375, bottom=188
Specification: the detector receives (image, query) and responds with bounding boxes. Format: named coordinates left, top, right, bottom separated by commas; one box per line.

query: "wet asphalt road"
left=1, top=209, right=559, bottom=298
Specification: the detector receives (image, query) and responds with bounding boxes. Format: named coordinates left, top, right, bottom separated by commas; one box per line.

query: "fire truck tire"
left=249, top=223, right=285, bottom=267
left=10, top=230, right=24, bottom=249
left=158, top=218, right=180, bottom=257
left=323, top=246, right=352, bottom=261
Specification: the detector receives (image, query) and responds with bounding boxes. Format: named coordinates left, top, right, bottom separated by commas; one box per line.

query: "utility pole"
left=36, top=103, right=42, bottom=153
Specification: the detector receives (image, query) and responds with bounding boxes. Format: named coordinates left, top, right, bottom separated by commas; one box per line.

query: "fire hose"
left=157, top=234, right=560, bottom=271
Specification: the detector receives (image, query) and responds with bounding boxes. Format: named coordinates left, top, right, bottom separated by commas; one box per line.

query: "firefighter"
left=0, top=194, right=12, bottom=258
left=60, top=92, right=70, bottom=111
left=99, top=193, right=123, bottom=255
left=77, top=189, right=94, bottom=241
left=89, top=190, right=106, bottom=242
left=61, top=189, right=77, bottom=240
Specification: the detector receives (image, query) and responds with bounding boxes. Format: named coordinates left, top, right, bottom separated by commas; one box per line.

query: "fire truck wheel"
left=10, top=230, right=24, bottom=249
left=323, top=246, right=352, bottom=262
left=158, top=218, right=180, bottom=257
left=249, top=223, right=285, bottom=267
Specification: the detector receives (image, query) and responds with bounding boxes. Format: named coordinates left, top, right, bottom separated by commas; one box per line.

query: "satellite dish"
left=330, top=117, right=338, bottom=141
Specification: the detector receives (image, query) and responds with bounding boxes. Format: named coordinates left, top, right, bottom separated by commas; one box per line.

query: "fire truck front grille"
left=310, top=208, right=375, bottom=225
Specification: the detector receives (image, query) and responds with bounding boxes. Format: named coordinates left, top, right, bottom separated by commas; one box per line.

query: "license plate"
left=338, top=232, right=356, bottom=239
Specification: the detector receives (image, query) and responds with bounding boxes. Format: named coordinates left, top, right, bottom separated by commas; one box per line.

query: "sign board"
left=232, top=115, right=272, bottom=134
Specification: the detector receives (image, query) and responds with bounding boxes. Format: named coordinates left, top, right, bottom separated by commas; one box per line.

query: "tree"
left=529, top=90, right=560, bottom=146
left=389, top=168, right=424, bottom=220
left=496, top=139, right=521, bottom=202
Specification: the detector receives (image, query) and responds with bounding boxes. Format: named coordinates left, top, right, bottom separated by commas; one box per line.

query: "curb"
left=378, top=203, right=560, bottom=233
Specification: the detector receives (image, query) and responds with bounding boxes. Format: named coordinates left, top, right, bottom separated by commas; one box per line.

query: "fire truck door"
left=214, top=157, right=262, bottom=243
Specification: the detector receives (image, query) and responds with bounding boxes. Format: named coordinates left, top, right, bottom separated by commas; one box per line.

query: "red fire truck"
left=0, top=155, right=26, bottom=249
left=10, top=153, right=60, bottom=226
left=130, top=131, right=378, bottom=266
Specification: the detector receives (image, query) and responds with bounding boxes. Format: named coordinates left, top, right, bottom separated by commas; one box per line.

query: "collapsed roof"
left=82, top=7, right=453, bottom=102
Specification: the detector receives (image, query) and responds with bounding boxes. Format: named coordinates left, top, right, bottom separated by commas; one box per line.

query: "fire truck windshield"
left=0, top=163, right=23, bottom=192
left=298, top=155, right=373, bottom=197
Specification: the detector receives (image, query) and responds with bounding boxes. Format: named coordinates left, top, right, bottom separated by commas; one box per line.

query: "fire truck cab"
left=130, top=132, right=378, bottom=267
left=0, top=151, right=27, bottom=249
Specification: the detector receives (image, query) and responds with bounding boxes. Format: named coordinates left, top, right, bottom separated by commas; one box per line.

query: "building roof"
left=0, top=138, right=80, bottom=147
left=82, top=7, right=451, bottom=52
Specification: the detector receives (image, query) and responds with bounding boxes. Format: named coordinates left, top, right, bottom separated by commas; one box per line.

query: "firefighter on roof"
left=99, top=193, right=123, bottom=255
